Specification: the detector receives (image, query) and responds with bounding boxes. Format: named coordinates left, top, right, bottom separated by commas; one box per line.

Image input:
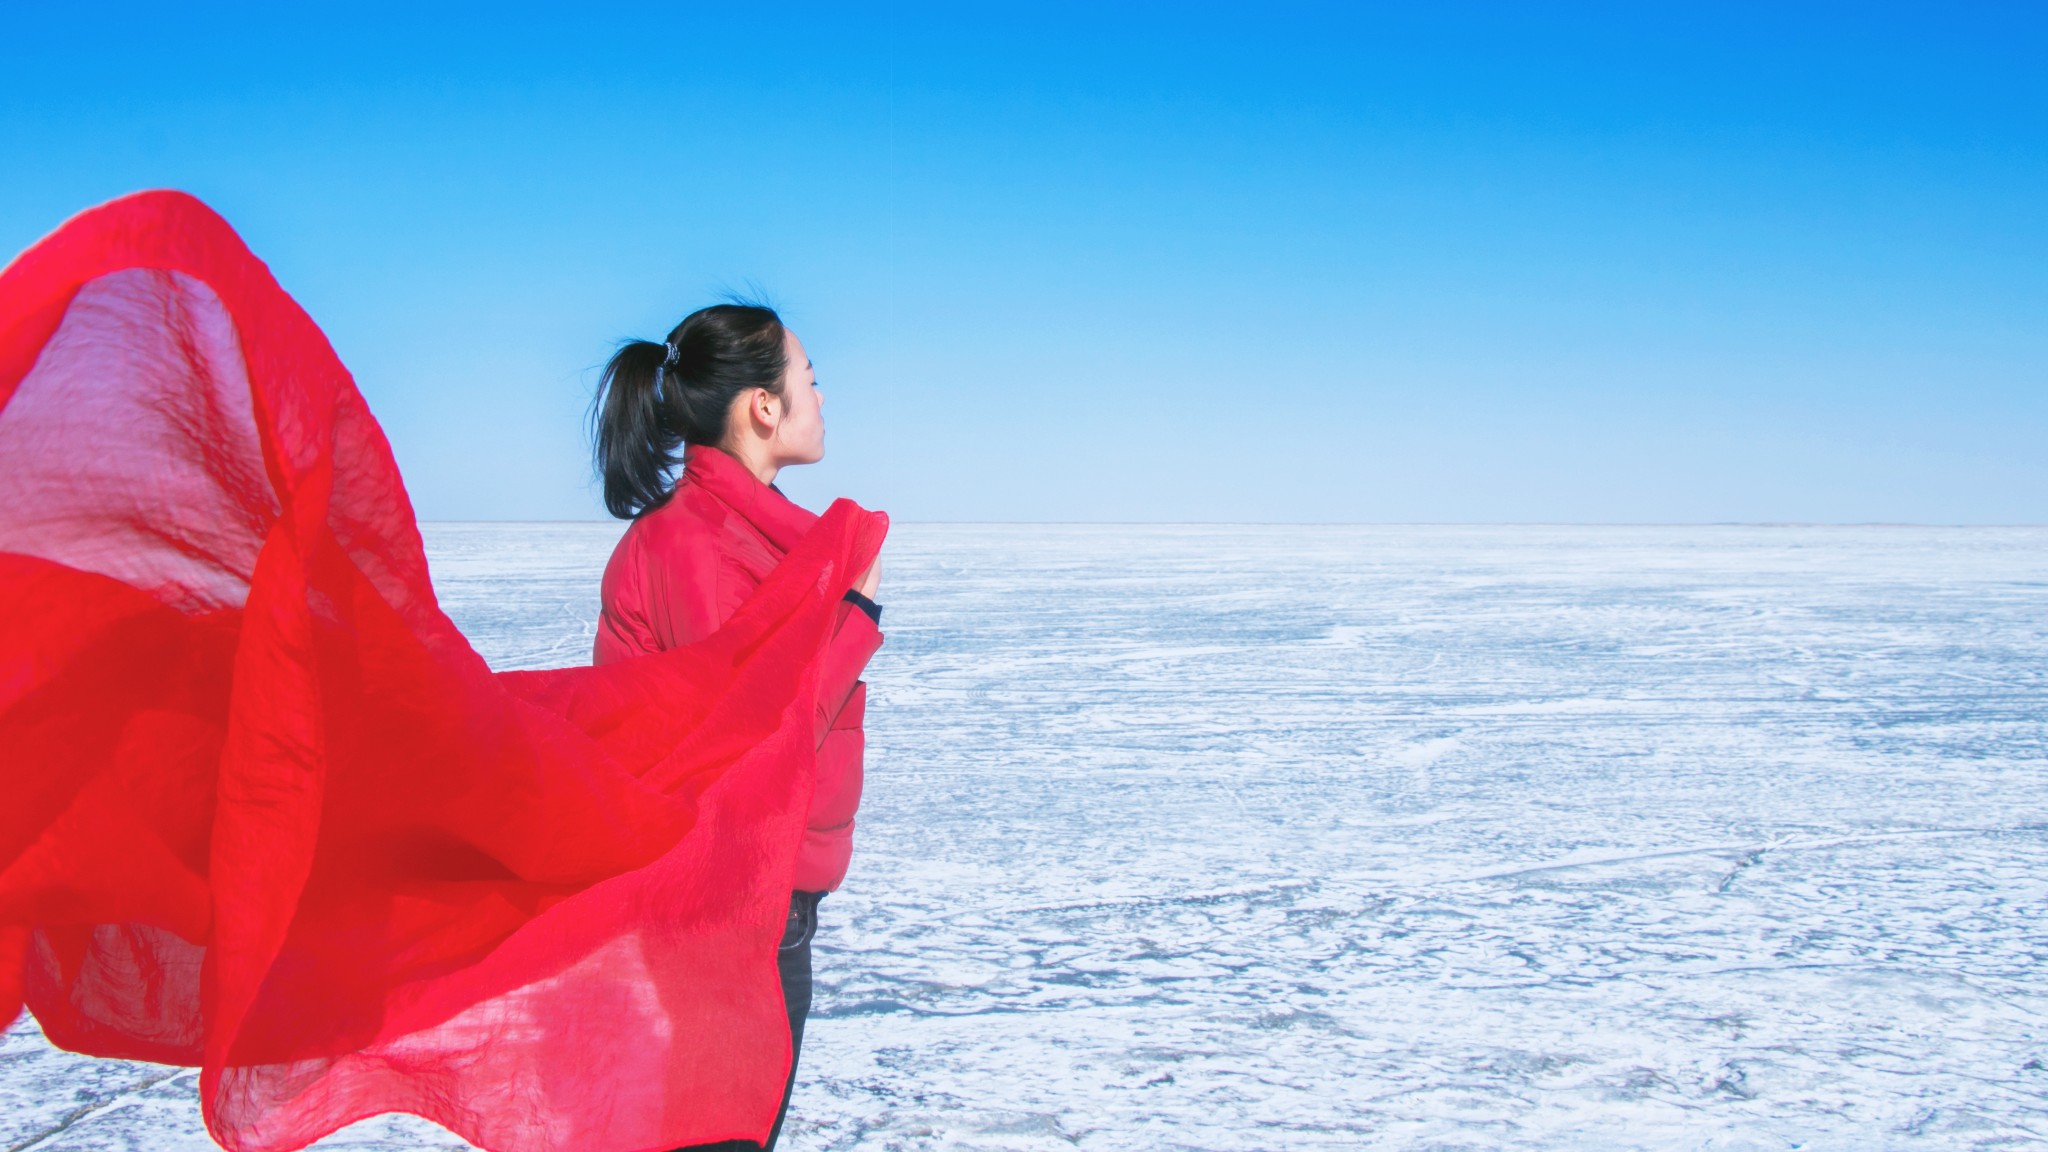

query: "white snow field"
left=5, top=524, right=2045, bottom=1151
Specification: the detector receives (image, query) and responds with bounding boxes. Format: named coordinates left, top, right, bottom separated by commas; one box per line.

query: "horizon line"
left=415, top=519, right=2048, bottom=529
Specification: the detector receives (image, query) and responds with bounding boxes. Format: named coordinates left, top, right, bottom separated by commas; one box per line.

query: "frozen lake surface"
left=6, top=524, right=2045, bottom=1151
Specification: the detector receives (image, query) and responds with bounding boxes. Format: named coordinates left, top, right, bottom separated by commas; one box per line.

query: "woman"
left=590, top=303, right=883, bottom=1151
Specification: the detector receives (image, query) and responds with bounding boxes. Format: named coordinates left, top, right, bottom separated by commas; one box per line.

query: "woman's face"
left=769, top=328, right=826, bottom=467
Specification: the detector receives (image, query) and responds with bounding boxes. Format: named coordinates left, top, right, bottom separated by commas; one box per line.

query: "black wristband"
left=842, top=588, right=882, bottom=625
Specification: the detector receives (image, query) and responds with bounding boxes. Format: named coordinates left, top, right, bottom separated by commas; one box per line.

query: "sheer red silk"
left=0, top=191, right=888, bottom=1151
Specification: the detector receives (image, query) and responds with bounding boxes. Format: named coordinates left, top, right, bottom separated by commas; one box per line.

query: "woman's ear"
left=752, top=387, right=782, bottom=430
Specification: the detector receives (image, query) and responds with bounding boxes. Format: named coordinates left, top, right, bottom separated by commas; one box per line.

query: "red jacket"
left=592, top=444, right=882, bottom=892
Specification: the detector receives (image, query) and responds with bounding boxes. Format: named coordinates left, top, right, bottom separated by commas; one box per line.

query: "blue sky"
left=2, top=3, right=2043, bottom=522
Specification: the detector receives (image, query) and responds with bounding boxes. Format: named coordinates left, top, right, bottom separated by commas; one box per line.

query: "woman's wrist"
left=842, top=588, right=882, bottom=625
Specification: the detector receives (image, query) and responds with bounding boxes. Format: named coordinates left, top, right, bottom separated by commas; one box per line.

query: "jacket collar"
left=681, top=443, right=817, bottom=553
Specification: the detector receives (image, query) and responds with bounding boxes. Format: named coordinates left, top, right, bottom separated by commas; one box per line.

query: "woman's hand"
left=856, top=555, right=881, bottom=600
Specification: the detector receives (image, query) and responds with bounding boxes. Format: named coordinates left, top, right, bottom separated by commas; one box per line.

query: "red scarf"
left=0, top=191, right=886, bottom=1151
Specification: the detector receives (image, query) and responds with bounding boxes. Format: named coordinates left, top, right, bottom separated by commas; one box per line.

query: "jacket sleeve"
left=812, top=600, right=882, bottom=747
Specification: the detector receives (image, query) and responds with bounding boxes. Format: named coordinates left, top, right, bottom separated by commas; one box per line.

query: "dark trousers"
left=674, top=891, right=818, bottom=1152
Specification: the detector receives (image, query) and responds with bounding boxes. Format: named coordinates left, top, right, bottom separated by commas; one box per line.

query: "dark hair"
left=591, top=303, right=788, bottom=518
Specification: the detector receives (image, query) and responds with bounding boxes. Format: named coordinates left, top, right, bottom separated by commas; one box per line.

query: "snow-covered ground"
left=6, top=524, right=2045, bottom=1150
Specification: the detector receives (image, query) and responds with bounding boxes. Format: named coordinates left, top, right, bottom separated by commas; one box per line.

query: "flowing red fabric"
left=0, top=191, right=887, bottom=1151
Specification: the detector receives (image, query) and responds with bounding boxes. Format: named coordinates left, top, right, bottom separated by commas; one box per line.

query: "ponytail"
left=591, top=303, right=787, bottom=519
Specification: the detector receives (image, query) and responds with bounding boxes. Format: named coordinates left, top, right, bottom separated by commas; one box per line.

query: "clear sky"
left=2, top=3, right=2043, bottom=523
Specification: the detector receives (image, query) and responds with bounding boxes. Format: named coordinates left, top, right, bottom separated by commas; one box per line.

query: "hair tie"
left=662, top=340, right=681, bottom=367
